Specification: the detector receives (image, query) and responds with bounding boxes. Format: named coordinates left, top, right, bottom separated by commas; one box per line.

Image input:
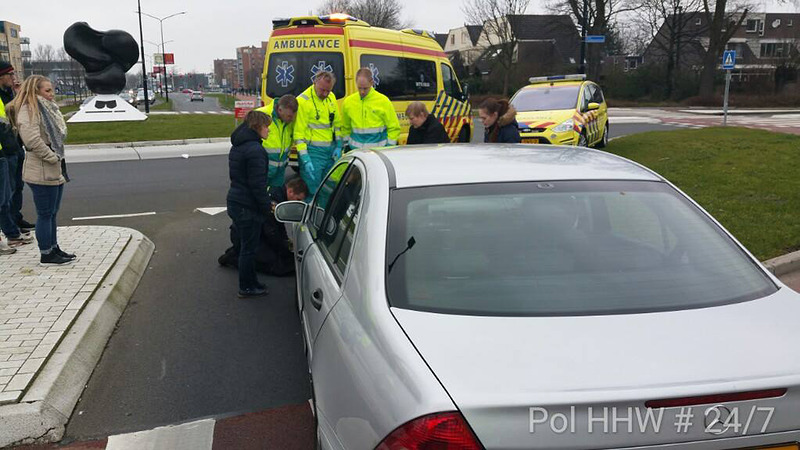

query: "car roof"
left=365, top=144, right=662, bottom=188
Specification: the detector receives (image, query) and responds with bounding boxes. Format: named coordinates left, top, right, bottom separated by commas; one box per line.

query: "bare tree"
left=318, top=0, right=410, bottom=29
left=697, top=0, right=749, bottom=98
left=635, top=0, right=705, bottom=98
left=33, top=44, right=55, bottom=62
left=549, top=0, right=639, bottom=80
left=463, top=0, right=531, bottom=96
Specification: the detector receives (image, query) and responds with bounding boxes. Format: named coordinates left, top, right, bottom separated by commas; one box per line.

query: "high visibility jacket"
left=256, top=100, right=294, bottom=188
left=294, top=85, right=342, bottom=159
left=0, top=98, right=6, bottom=153
left=341, top=88, right=399, bottom=150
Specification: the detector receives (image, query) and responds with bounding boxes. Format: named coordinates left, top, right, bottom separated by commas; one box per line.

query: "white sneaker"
left=0, top=240, right=17, bottom=255
left=7, top=233, right=33, bottom=247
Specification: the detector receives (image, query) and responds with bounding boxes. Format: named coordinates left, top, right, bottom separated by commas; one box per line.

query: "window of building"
left=760, top=42, right=792, bottom=58
left=788, top=19, right=794, bottom=27
left=746, top=19, right=760, bottom=32
left=10, top=28, right=17, bottom=38
left=451, top=35, right=455, bottom=45
left=696, top=18, right=702, bottom=26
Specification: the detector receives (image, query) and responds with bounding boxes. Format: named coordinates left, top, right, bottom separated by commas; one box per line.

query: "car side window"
left=309, top=162, right=350, bottom=240
left=592, top=84, right=605, bottom=104
left=317, top=167, right=363, bottom=276
left=580, top=85, right=592, bottom=111
left=441, top=63, right=462, bottom=100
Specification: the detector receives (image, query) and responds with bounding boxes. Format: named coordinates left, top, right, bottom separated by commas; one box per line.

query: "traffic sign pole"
left=723, top=70, right=731, bottom=126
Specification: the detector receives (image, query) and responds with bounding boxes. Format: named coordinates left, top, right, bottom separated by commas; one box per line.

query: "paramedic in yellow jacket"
left=255, top=94, right=297, bottom=190
left=294, top=71, right=342, bottom=194
left=341, top=68, right=400, bottom=152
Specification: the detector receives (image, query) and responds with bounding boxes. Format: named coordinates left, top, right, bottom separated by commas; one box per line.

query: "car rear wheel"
left=596, top=122, right=609, bottom=148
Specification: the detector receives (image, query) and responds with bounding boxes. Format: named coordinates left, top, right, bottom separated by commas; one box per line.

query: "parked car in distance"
left=119, top=92, right=137, bottom=107
left=190, top=91, right=204, bottom=102
left=182, top=88, right=192, bottom=94
left=276, top=144, right=800, bottom=450
left=136, top=89, right=156, bottom=105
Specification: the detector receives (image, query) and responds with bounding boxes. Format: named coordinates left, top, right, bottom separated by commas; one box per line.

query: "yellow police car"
left=510, top=74, right=608, bottom=148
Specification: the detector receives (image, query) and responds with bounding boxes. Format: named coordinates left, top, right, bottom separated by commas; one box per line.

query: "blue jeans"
left=28, top=183, right=64, bottom=253
left=227, top=204, right=265, bottom=291
left=6, top=150, right=24, bottom=224
left=0, top=158, right=21, bottom=239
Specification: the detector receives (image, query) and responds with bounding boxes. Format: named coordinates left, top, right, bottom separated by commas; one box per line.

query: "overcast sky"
left=5, top=0, right=797, bottom=74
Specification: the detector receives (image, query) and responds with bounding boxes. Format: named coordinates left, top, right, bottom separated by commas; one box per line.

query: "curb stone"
left=0, top=228, right=155, bottom=447
left=763, top=249, right=800, bottom=277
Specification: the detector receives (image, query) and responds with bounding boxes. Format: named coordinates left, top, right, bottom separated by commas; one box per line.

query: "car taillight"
left=377, top=412, right=483, bottom=450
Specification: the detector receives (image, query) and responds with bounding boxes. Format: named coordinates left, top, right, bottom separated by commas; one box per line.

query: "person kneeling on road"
left=219, top=177, right=309, bottom=277
left=226, top=110, right=274, bottom=298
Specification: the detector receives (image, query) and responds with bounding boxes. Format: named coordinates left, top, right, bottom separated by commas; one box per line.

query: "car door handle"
left=310, top=288, right=323, bottom=310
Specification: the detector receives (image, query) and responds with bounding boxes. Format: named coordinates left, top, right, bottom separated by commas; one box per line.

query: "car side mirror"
left=274, top=201, right=307, bottom=223
left=462, top=83, right=469, bottom=101
left=587, top=102, right=601, bottom=111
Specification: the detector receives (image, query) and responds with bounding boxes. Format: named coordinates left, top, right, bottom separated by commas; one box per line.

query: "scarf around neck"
left=37, top=95, right=67, bottom=159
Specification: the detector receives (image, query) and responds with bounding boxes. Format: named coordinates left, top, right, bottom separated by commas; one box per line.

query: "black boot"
left=40, top=252, right=73, bottom=266
left=55, top=246, right=77, bottom=260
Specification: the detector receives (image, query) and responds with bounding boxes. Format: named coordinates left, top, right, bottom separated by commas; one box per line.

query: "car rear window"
left=386, top=181, right=776, bottom=316
left=511, top=86, right=580, bottom=111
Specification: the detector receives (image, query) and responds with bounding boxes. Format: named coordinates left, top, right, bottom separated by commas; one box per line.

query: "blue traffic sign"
left=722, top=50, right=736, bottom=70
left=585, top=35, right=606, bottom=44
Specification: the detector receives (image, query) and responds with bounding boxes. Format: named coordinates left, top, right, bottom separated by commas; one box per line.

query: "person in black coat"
left=480, top=98, right=521, bottom=144
left=405, top=101, right=451, bottom=145
left=226, top=110, right=273, bottom=298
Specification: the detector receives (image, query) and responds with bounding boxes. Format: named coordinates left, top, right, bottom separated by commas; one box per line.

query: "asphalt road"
left=13, top=121, right=676, bottom=442
left=170, top=91, right=223, bottom=112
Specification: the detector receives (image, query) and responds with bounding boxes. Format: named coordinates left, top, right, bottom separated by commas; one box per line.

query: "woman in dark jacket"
left=406, top=101, right=450, bottom=145
left=480, top=98, right=521, bottom=144
left=226, top=110, right=272, bottom=298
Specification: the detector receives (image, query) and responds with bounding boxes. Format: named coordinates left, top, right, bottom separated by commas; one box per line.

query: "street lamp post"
left=140, top=10, right=186, bottom=102
left=136, top=0, right=150, bottom=113
left=145, top=39, right=174, bottom=98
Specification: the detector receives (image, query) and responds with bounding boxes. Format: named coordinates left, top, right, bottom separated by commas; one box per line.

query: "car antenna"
left=388, top=237, right=416, bottom=274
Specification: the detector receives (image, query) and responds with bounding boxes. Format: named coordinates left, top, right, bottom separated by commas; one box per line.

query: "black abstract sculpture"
left=63, top=22, right=139, bottom=95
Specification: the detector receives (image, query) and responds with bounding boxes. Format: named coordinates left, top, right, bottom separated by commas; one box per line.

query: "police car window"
left=592, top=85, right=605, bottom=104
left=318, top=168, right=363, bottom=275
left=360, top=55, right=438, bottom=101
left=440, top=63, right=462, bottom=99
left=310, top=162, right=350, bottom=240
left=266, top=52, right=345, bottom=99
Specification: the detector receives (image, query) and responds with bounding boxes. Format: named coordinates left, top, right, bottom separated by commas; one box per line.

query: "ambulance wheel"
left=596, top=122, right=609, bottom=148
left=578, top=131, right=588, bottom=147
left=457, top=126, right=470, bottom=143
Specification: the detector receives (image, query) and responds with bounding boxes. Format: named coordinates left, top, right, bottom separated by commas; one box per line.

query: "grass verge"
left=607, top=127, right=800, bottom=260
left=66, top=114, right=236, bottom=145
left=206, top=93, right=236, bottom=110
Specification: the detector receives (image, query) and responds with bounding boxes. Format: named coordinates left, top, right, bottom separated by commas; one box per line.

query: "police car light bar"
left=529, top=74, right=587, bottom=84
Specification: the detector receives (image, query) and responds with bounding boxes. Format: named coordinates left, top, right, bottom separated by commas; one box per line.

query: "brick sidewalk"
left=0, top=227, right=133, bottom=406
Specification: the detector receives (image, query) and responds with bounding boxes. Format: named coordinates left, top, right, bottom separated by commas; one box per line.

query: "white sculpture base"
left=67, top=94, right=147, bottom=123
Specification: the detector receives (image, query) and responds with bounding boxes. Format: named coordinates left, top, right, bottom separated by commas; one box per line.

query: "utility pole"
left=579, top=0, right=588, bottom=74
left=137, top=0, right=150, bottom=113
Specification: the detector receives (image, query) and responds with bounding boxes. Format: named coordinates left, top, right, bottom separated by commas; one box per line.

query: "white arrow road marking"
left=72, top=212, right=156, bottom=221
left=194, top=207, right=227, bottom=216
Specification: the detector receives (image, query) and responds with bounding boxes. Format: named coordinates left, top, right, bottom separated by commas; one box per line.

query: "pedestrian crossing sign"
left=722, top=50, right=736, bottom=70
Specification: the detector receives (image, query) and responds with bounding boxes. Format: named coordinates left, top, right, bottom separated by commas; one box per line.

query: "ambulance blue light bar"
left=529, top=74, right=586, bottom=84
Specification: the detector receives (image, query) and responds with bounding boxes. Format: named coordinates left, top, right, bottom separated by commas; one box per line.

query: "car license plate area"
left=522, top=138, right=539, bottom=144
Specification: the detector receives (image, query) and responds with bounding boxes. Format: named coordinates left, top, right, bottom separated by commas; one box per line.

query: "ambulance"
left=262, top=14, right=472, bottom=165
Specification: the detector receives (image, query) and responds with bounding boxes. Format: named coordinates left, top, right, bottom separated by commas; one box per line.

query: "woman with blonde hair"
left=8, top=75, right=75, bottom=265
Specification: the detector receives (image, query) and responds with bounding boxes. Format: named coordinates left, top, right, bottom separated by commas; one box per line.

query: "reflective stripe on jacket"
left=256, top=100, right=293, bottom=187
left=293, top=85, right=342, bottom=156
left=341, top=88, right=399, bottom=150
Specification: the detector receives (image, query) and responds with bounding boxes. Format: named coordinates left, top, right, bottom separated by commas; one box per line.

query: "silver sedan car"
left=275, top=144, right=800, bottom=450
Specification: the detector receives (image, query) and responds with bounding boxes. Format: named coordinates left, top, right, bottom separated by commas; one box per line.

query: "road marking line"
left=72, top=212, right=157, bottom=221
left=195, top=207, right=227, bottom=216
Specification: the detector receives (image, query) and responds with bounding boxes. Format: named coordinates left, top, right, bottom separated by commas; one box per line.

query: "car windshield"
left=511, top=86, right=580, bottom=111
left=266, top=52, right=345, bottom=99
left=386, top=181, right=776, bottom=316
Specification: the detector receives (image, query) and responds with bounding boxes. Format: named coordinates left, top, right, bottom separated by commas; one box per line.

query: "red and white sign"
left=234, top=100, right=255, bottom=120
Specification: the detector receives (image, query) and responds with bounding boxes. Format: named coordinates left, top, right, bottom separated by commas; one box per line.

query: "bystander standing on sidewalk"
left=0, top=61, right=35, bottom=232
left=0, top=91, right=33, bottom=250
left=480, top=98, right=521, bottom=144
left=406, top=101, right=451, bottom=145
left=8, top=75, right=76, bottom=265
left=226, top=110, right=273, bottom=298
left=341, top=68, right=399, bottom=152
